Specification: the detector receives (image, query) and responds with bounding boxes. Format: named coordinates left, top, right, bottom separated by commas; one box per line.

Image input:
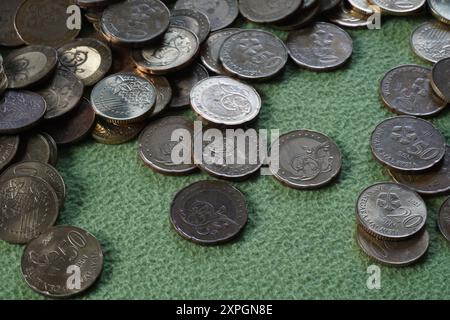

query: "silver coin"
left=348, top=0, right=375, bottom=15
left=369, top=0, right=425, bottom=15
left=410, top=22, right=450, bottom=64
left=326, top=1, right=373, bottom=28
left=135, top=72, right=172, bottom=118
left=170, top=9, right=211, bottom=44
left=431, top=57, right=450, bottom=102
left=239, top=0, right=303, bottom=23
left=428, top=0, right=450, bottom=24
left=168, top=63, right=209, bottom=108
left=271, top=0, right=321, bottom=31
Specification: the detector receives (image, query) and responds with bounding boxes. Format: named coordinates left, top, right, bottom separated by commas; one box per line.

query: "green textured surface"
left=1, top=14, right=450, bottom=300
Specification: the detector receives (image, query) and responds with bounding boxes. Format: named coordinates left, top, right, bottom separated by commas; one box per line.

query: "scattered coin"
left=438, top=197, right=450, bottom=242
left=239, top=0, right=303, bottom=23
left=84, top=7, right=104, bottom=23
left=410, top=22, right=450, bottom=64
left=326, top=1, right=372, bottom=29
left=21, top=226, right=104, bottom=298
left=92, top=118, right=146, bottom=145
left=41, top=132, right=58, bottom=166
left=135, top=73, right=172, bottom=118
left=15, top=133, right=55, bottom=164
left=168, top=63, right=209, bottom=108
left=170, top=9, right=211, bottom=44
left=272, top=0, right=321, bottom=31
left=348, top=0, right=375, bottom=15
left=428, top=0, right=450, bottom=24
left=0, top=135, right=20, bottom=172
left=75, top=0, right=121, bottom=7
left=431, top=57, right=450, bottom=103
left=0, top=0, right=25, bottom=47
left=369, top=0, right=425, bottom=15
left=110, top=45, right=137, bottom=74
left=319, top=0, right=342, bottom=12
left=170, top=180, right=248, bottom=245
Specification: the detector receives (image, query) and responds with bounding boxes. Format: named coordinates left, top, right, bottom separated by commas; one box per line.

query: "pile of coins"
left=0, top=56, right=7, bottom=95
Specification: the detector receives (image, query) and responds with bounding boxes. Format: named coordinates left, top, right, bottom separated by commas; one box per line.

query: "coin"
left=0, top=176, right=59, bottom=244
left=92, top=118, right=146, bottom=145
left=135, top=73, right=172, bottom=118
left=0, top=0, right=25, bottom=47
left=348, top=0, right=375, bottom=15
left=239, top=0, right=303, bottom=23
left=170, top=180, right=247, bottom=245
left=57, top=38, right=113, bottom=87
left=326, top=1, right=372, bottom=29
left=168, top=63, right=209, bottom=108
left=380, top=65, right=447, bottom=117
left=4, top=46, right=58, bottom=89
left=0, top=161, right=66, bottom=209
left=271, top=0, right=321, bottom=31
left=370, top=116, right=446, bottom=172
left=170, top=9, right=211, bottom=44
left=15, top=0, right=80, bottom=47
left=15, top=133, right=54, bottom=164
left=41, top=132, right=58, bottom=166
left=287, top=22, right=353, bottom=71
left=84, top=7, right=104, bottom=23
left=21, top=226, right=104, bottom=298
left=410, top=22, right=450, bottom=64
left=131, top=27, right=200, bottom=75
left=174, top=0, right=239, bottom=31
left=356, top=226, right=429, bottom=266
left=0, top=91, right=47, bottom=134
left=438, top=197, right=450, bottom=242
left=429, top=0, right=450, bottom=24
left=101, top=0, right=170, bottom=47
left=110, top=45, right=137, bottom=74
left=75, top=0, right=121, bottom=7
left=319, top=0, right=342, bottom=12
left=388, top=146, right=450, bottom=196
left=139, top=116, right=197, bottom=175
left=91, top=73, right=156, bottom=124
left=219, top=29, right=288, bottom=80
left=269, top=129, right=342, bottom=189
left=0, top=135, right=20, bottom=172
left=431, top=57, right=450, bottom=103
left=356, top=182, right=427, bottom=241
left=369, top=0, right=425, bottom=15
left=190, top=76, right=261, bottom=126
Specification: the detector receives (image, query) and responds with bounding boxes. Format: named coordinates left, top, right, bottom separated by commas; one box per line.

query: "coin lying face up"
left=15, top=133, right=57, bottom=165
left=369, top=0, right=425, bottom=15
left=170, top=9, right=211, bottom=44
left=326, top=1, right=373, bottom=29
left=0, top=0, right=25, bottom=47
left=272, top=0, right=321, bottom=31
left=238, top=0, right=303, bottom=23
left=410, top=22, right=450, bottom=64
left=431, top=57, right=450, bottom=103
left=429, top=0, right=450, bottom=24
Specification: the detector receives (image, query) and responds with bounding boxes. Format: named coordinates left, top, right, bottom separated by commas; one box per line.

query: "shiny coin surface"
left=380, top=65, right=447, bottom=117
left=91, top=73, right=156, bottom=124
left=369, top=0, right=425, bottom=15
left=319, top=0, right=342, bottom=12
left=15, top=133, right=54, bottom=164
left=92, top=118, right=146, bottom=145
left=136, top=73, right=172, bottom=118
left=287, top=22, right=353, bottom=71
left=15, top=0, right=80, bottom=47
left=326, top=1, right=372, bottom=28
left=270, top=129, right=342, bottom=189
left=348, top=0, right=375, bottom=15
left=356, top=182, right=427, bottom=241
left=0, top=135, right=20, bottom=172
left=132, top=27, right=199, bottom=75
left=168, top=63, right=209, bottom=108
left=170, top=9, right=211, bottom=44
left=174, top=0, right=239, bottom=31
left=438, top=197, right=450, bottom=242
left=170, top=180, right=248, bottom=245
left=0, top=176, right=59, bottom=244
left=0, top=91, right=47, bottom=134
left=4, top=46, right=58, bottom=89
left=21, top=226, right=104, bottom=298
left=431, top=57, right=450, bottom=103
left=410, top=22, right=450, bottom=64
left=0, top=0, right=25, bottom=47
left=101, top=0, right=170, bottom=47
left=357, top=226, right=429, bottom=266
left=272, top=0, right=321, bottom=31
left=370, top=116, right=446, bottom=172
left=429, top=0, right=450, bottom=24
left=57, top=38, right=113, bottom=87
left=219, top=30, right=288, bottom=80
left=239, top=0, right=303, bottom=23
left=190, top=76, right=261, bottom=126
left=139, top=116, right=197, bottom=175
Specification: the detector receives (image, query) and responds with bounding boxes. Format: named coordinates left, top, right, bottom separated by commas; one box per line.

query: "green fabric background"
left=1, top=13, right=450, bottom=300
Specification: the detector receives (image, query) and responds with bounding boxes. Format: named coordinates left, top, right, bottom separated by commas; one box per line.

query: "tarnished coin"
left=287, top=22, right=353, bottom=71
left=4, top=46, right=58, bottom=89
left=219, top=30, right=288, bottom=80
left=170, top=180, right=247, bottom=245
left=15, top=133, right=54, bottom=164
left=370, top=116, right=446, bottom=172
left=139, top=116, right=197, bottom=175
left=168, top=63, right=209, bottom=108
left=37, top=69, right=84, bottom=120
left=326, top=1, right=373, bottom=28
left=15, top=0, right=80, bottom=47
left=110, top=45, right=136, bottom=74
left=190, top=76, right=261, bottom=126
left=101, top=0, right=170, bottom=47
left=92, top=118, right=146, bottom=145
left=348, top=0, right=375, bottom=15
left=269, top=130, right=342, bottom=189
left=0, top=0, right=25, bottom=47
left=0, top=135, right=20, bottom=172
left=174, top=0, right=239, bottom=31
left=357, top=226, right=429, bottom=266
left=75, top=0, right=121, bottom=7
left=431, top=57, right=450, bottom=103
left=356, top=183, right=427, bottom=241
left=132, top=27, right=200, bottom=75
left=410, top=22, right=450, bottom=64
left=91, top=73, right=156, bottom=124
left=319, top=0, right=342, bottom=12
left=21, top=226, right=104, bottom=298
left=41, top=132, right=58, bottom=166
left=239, top=0, right=303, bottom=23
left=388, top=146, right=450, bottom=196
left=369, top=0, right=425, bottom=15
left=170, top=9, right=211, bottom=44
left=429, top=0, right=450, bottom=24
left=0, top=176, right=59, bottom=244
left=84, top=7, right=104, bottom=23
left=57, top=38, right=113, bottom=87
left=438, top=197, right=450, bottom=242
left=380, top=65, right=447, bottom=117
left=135, top=73, right=172, bottom=118
left=272, top=0, right=321, bottom=31
left=0, top=91, right=47, bottom=134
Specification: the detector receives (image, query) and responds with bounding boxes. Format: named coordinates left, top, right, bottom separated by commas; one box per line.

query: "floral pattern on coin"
left=411, top=22, right=450, bottom=64
left=370, top=0, right=425, bottom=15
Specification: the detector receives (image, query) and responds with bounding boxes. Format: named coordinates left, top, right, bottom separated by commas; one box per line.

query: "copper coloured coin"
left=168, top=63, right=209, bottom=108
left=239, top=0, right=303, bottom=23
left=438, top=197, right=450, bottom=242
left=92, top=118, right=146, bottom=145
left=0, top=0, right=25, bottom=47
left=431, top=57, right=450, bottom=103
left=170, top=9, right=211, bottom=44
left=0, top=135, right=20, bottom=172
left=326, top=1, right=373, bottom=29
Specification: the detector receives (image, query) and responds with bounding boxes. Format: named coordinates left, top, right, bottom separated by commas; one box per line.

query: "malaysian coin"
left=318, top=0, right=342, bottom=12
left=168, top=63, right=209, bottom=108
left=15, top=0, right=80, bottom=47
left=101, top=0, right=170, bottom=47
left=348, top=0, right=375, bottom=15
left=219, top=30, right=288, bottom=80
left=131, top=27, right=199, bottom=75
left=91, top=73, right=156, bottom=124
left=380, top=65, right=447, bottom=117
left=438, top=197, right=450, bottom=241
left=326, top=1, right=373, bottom=28
left=0, top=91, right=47, bottom=134
left=429, top=0, right=450, bottom=24
left=370, top=116, right=446, bottom=172
left=170, top=9, right=211, bottom=44
left=356, top=182, right=427, bottom=240
left=84, top=7, right=104, bottom=23
left=0, top=135, right=20, bottom=172
left=110, top=45, right=137, bottom=74
left=41, top=132, right=58, bottom=166
left=75, top=0, right=121, bottom=7
left=190, top=76, right=261, bottom=126
left=57, top=38, right=113, bottom=87
left=431, top=57, right=450, bottom=103
left=135, top=73, right=172, bottom=118
left=174, top=0, right=239, bottom=31
left=287, top=22, right=353, bottom=71
left=0, top=176, right=59, bottom=244
left=388, top=146, right=450, bottom=196
left=269, top=129, right=342, bottom=189
left=21, top=226, right=104, bottom=298
left=4, top=46, right=58, bottom=89
left=369, top=0, right=425, bottom=15
left=356, top=226, right=429, bottom=266
left=15, top=133, right=54, bottom=164
left=0, top=0, right=25, bottom=47
left=410, top=22, right=450, bottom=64
left=239, top=0, right=303, bottom=23
left=92, top=118, right=146, bottom=144
left=139, top=116, right=197, bottom=175
left=272, top=0, right=321, bottom=31
left=170, top=180, right=248, bottom=245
